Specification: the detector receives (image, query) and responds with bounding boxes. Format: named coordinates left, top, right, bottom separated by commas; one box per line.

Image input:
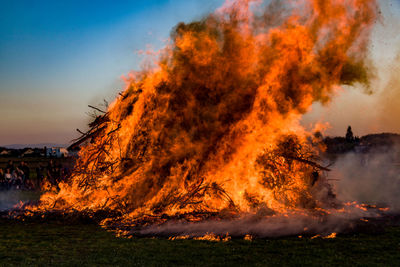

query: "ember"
left=24, top=0, right=380, bottom=237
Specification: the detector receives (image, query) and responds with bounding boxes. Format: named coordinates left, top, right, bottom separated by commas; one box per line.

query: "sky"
left=0, top=0, right=223, bottom=145
left=0, top=0, right=400, bottom=146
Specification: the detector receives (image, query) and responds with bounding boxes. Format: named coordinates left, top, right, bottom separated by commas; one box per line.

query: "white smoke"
left=0, top=190, right=38, bottom=211
left=137, top=207, right=374, bottom=238
left=331, top=147, right=400, bottom=212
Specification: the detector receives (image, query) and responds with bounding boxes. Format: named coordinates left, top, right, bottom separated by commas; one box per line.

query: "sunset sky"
left=1, top=0, right=400, bottom=146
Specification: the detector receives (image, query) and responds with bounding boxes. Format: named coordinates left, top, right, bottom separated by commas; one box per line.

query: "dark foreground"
left=0, top=218, right=399, bottom=266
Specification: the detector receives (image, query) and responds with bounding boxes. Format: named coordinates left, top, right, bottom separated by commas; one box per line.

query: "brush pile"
left=23, top=0, right=378, bottom=235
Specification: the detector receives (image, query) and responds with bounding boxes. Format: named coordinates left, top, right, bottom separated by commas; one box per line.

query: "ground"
left=1, top=158, right=399, bottom=266
left=0, top=218, right=399, bottom=266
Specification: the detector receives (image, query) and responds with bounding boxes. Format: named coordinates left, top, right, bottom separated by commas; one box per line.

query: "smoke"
left=301, top=0, right=400, bottom=137
left=0, top=190, right=38, bottom=211
left=375, top=53, right=400, bottom=133
left=138, top=207, right=374, bottom=237
left=331, top=147, right=400, bottom=212
left=303, top=51, right=400, bottom=137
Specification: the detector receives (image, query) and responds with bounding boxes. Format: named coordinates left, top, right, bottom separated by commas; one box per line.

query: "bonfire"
left=22, top=0, right=383, bottom=238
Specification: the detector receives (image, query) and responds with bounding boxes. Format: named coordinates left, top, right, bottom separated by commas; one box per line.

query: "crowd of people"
left=0, top=160, right=70, bottom=190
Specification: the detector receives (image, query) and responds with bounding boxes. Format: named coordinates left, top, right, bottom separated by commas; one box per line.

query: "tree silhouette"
left=345, top=126, right=354, bottom=142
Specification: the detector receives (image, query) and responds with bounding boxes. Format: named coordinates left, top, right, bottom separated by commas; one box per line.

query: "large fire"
left=26, top=0, right=379, bottom=236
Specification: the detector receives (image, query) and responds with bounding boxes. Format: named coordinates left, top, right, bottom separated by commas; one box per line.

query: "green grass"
left=0, top=219, right=399, bottom=266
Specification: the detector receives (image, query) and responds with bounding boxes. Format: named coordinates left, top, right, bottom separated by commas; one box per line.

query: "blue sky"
left=0, top=0, right=400, bottom=145
left=0, top=0, right=223, bottom=145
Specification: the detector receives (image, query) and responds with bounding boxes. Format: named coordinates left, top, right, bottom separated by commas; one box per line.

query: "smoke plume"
left=332, top=148, right=400, bottom=212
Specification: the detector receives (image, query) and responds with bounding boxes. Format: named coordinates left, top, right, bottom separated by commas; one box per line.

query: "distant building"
left=0, top=150, right=10, bottom=156
left=46, top=147, right=68, bottom=158
left=22, top=149, right=35, bottom=157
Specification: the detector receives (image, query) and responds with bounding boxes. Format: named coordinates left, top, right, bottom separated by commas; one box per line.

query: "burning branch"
left=26, top=0, right=378, bottom=234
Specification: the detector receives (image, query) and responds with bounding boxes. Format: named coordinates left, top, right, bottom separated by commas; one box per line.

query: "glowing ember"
left=194, top=233, right=231, bottom=242
left=25, top=0, right=379, bottom=236
left=311, top=232, right=337, bottom=239
left=244, top=234, right=253, bottom=241
left=169, top=235, right=190, bottom=240
left=323, top=232, right=337, bottom=239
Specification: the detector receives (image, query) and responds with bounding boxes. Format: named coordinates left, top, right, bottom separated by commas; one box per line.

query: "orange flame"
left=32, top=0, right=377, bottom=230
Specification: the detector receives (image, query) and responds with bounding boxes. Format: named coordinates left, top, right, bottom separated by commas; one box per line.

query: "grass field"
left=1, top=158, right=399, bottom=266
left=0, top=218, right=399, bottom=266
